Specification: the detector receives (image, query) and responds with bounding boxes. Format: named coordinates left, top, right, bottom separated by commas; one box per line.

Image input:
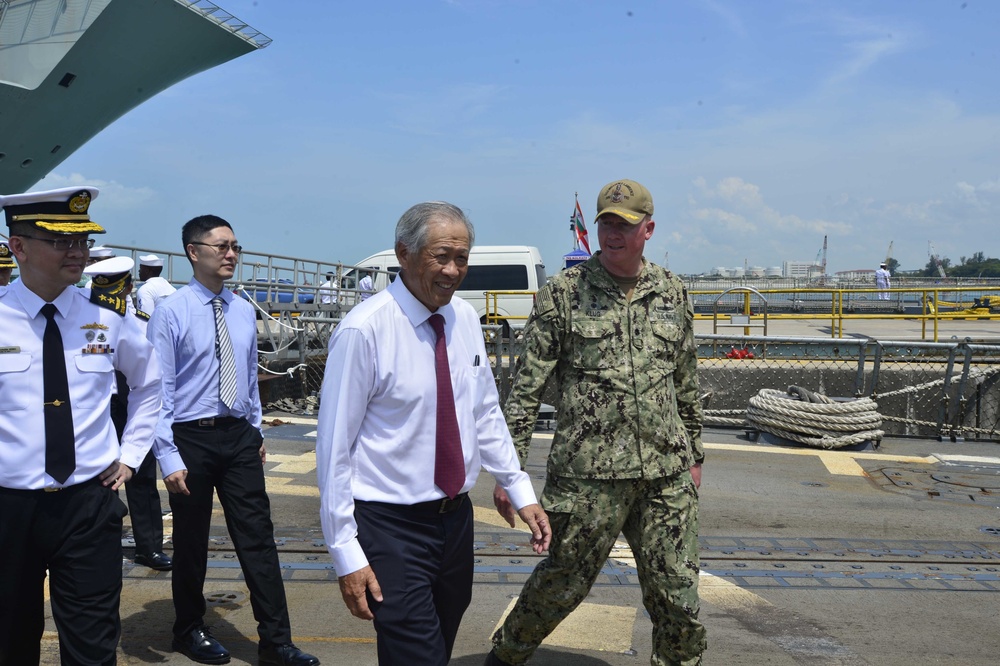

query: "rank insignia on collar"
left=81, top=322, right=109, bottom=331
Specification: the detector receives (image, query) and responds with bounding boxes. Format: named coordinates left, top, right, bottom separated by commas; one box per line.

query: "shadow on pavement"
left=454, top=649, right=615, bottom=665
left=120, top=599, right=257, bottom=663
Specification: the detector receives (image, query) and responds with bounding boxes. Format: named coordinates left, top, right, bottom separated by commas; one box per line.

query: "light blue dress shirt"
left=148, top=278, right=262, bottom=477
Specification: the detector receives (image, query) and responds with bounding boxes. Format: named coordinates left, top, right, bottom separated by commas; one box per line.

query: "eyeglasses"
left=190, top=241, right=242, bottom=255
left=16, top=235, right=95, bottom=251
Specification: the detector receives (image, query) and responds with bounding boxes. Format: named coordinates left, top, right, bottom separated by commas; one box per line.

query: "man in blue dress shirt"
left=148, top=215, right=318, bottom=666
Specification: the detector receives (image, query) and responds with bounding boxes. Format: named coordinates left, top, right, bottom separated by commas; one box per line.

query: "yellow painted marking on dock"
left=264, top=475, right=320, bottom=497
left=816, top=452, right=866, bottom=476
left=704, top=441, right=935, bottom=476
left=474, top=505, right=528, bottom=531
left=699, top=571, right=775, bottom=613
left=494, top=597, right=636, bottom=653
left=267, top=451, right=317, bottom=474
left=279, top=636, right=376, bottom=644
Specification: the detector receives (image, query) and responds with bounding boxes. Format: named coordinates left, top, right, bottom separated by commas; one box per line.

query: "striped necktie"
left=211, top=296, right=238, bottom=408
left=428, top=314, right=464, bottom=498
left=41, top=303, right=75, bottom=483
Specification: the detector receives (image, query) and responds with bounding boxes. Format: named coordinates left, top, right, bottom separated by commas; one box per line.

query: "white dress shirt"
left=136, top=276, right=177, bottom=315
left=0, top=280, right=162, bottom=489
left=316, top=276, right=537, bottom=576
left=318, top=280, right=338, bottom=305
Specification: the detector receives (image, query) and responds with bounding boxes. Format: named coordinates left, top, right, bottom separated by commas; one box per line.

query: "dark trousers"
left=355, top=496, right=474, bottom=666
left=124, top=451, right=164, bottom=554
left=111, top=374, right=164, bottom=555
left=0, top=480, right=127, bottom=666
left=169, top=419, right=291, bottom=645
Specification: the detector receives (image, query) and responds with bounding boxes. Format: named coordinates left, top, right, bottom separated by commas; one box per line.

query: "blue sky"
left=38, top=0, right=1000, bottom=276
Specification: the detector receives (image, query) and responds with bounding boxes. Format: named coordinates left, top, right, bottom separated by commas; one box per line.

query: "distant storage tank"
left=711, top=267, right=727, bottom=276
left=730, top=267, right=745, bottom=277
left=749, top=266, right=765, bottom=277
left=765, top=266, right=782, bottom=277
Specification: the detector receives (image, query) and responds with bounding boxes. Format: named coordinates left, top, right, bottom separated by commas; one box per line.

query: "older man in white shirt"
left=316, top=201, right=550, bottom=666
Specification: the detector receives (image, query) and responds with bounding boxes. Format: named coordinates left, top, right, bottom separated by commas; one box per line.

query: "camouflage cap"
left=0, top=186, right=105, bottom=234
left=595, top=179, right=654, bottom=224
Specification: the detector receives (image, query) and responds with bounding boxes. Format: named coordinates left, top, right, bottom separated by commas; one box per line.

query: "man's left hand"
left=99, top=460, right=133, bottom=491
left=691, top=462, right=702, bottom=489
left=516, top=504, right=552, bottom=554
left=259, top=442, right=267, bottom=464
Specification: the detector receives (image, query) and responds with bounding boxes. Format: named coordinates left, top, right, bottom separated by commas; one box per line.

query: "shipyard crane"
left=812, top=235, right=828, bottom=280
left=928, top=242, right=947, bottom=278
left=885, top=241, right=894, bottom=265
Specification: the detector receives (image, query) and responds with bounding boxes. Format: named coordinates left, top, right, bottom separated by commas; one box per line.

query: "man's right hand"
left=339, top=565, right=383, bottom=620
left=164, top=470, right=190, bottom=495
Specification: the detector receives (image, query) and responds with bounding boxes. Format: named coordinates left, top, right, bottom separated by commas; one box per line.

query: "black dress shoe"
left=258, top=642, right=320, bottom=666
left=172, top=627, right=230, bottom=664
left=134, top=551, right=173, bottom=571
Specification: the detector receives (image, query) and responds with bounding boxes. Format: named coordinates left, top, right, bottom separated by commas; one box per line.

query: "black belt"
left=1, top=475, right=102, bottom=495
left=176, top=416, right=246, bottom=428
left=411, top=493, right=469, bottom=514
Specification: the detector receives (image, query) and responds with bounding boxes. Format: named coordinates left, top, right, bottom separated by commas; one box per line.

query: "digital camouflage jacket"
left=505, top=253, right=704, bottom=479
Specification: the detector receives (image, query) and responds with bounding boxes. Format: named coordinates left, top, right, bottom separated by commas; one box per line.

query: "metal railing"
left=176, top=0, right=272, bottom=48
left=483, top=290, right=534, bottom=327
left=692, top=285, right=1000, bottom=341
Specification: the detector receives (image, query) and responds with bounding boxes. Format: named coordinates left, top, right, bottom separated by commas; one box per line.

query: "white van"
left=344, top=245, right=546, bottom=331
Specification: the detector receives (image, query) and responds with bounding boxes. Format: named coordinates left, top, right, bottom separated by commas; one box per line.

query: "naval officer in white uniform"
left=0, top=186, right=162, bottom=666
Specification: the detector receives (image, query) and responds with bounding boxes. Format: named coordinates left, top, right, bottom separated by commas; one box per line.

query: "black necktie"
left=42, top=303, right=76, bottom=483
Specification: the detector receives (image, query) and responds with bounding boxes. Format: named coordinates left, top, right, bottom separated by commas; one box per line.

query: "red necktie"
left=429, top=314, right=464, bottom=498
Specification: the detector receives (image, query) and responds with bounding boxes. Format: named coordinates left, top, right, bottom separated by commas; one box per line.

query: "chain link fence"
left=257, top=318, right=1000, bottom=443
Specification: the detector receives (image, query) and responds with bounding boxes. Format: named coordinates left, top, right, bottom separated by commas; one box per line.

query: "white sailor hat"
left=139, top=254, right=164, bottom=267
left=84, top=256, right=134, bottom=295
left=90, top=245, right=115, bottom=259
left=0, top=242, right=15, bottom=269
left=0, top=186, right=105, bottom=234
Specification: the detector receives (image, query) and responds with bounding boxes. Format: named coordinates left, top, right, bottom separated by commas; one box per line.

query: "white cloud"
left=32, top=173, right=156, bottom=210
left=698, top=0, right=747, bottom=38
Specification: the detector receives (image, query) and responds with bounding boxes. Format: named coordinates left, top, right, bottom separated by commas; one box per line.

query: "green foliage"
left=924, top=253, right=1000, bottom=277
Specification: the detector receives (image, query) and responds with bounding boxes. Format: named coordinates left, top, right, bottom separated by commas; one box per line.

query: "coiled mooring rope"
left=746, top=386, right=885, bottom=449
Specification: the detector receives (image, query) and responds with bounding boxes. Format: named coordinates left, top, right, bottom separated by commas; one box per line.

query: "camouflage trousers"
left=491, top=472, right=706, bottom=666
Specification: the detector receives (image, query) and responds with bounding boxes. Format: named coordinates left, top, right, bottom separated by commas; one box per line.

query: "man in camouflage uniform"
left=487, top=179, right=706, bottom=666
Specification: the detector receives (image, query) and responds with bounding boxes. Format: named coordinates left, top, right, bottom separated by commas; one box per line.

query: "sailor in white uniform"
left=136, top=253, right=176, bottom=315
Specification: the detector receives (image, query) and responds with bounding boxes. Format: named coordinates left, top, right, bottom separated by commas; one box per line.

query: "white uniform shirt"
left=358, top=274, right=374, bottom=300
left=136, top=276, right=177, bottom=315
left=318, top=279, right=338, bottom=305
left=0, top=280, right=162, bottom=489
left=316, top=276, right=538, bottom=576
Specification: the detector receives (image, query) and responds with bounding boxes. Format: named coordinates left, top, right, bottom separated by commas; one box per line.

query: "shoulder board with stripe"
left=89, top=291, right=127, bottom=316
